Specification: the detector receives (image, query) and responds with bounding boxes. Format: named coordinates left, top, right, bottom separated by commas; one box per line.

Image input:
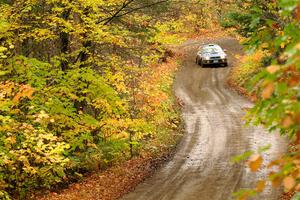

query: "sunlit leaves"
left=269, top=171, right=282, bottom=188
left=282, top=115, right=294, bottom=128
left=261, top=82, right=275, bottom=99
left=0, top=0, right=189, bottom=198
left=283, top=176, right=296, bottom=191
left=12, top=84, right=35, bottom=103
left=229, top=50, right=266, bottom=88
left=248, top=154, right=263, bottom=172
left=266, top=65, right=280, bottom=74
left=227, top=1, right=300, bottom=198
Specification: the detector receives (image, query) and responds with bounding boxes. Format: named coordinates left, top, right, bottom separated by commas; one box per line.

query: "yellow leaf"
left=5, top=136, right=16, bottom=145
left=261, top=43, right=269, bottom=48
left=248, top=154, right=263, bottom=172
left=283, top=176, right=296, bottom=191
left=295, top=43, right=300, bottom=50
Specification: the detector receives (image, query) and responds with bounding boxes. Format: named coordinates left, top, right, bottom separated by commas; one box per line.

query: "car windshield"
left=202, top=47, right=221, bottom=54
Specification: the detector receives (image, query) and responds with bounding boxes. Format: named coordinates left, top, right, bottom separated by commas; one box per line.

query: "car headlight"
left=220, top=55, right=227, bottom=59
left=204, top=56, right=210, bottom=60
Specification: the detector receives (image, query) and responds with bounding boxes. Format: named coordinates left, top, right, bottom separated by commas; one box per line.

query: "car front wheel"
left=199, top=59, right=203, bottom=67
left=196, top=58, right=201, bottom=66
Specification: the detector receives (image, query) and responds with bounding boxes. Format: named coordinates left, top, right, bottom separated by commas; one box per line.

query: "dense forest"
left=0, top=0, right=226, bottom=199
left=1, top=0, right=300, bottom=199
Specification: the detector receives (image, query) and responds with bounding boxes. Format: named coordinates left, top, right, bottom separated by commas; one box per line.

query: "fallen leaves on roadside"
left=35, top=152, right=174, bottom=200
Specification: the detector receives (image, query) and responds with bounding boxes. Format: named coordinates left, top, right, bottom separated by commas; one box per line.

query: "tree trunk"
left=60, top=9, right=71, bottom=71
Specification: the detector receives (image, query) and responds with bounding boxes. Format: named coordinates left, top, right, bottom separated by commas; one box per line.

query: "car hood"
left=203, top=52, right=226, bottom=57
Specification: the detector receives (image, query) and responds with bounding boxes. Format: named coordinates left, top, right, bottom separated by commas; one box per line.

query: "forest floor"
left=35, top=151, right=176, bottom=200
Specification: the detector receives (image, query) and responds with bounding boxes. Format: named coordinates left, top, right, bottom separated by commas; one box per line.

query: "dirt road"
left=122, top=37, right=286, bottom=200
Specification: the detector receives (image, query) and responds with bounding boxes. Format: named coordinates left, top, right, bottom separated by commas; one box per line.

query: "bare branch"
left=99, top=0, right=170, bottom=25
left=98, top=0, right=135, bottom=25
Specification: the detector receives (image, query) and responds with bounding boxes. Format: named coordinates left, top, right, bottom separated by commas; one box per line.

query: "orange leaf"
left=238, top=193, right=249, bottom=200
left=295, top=183, right=300, bottom=191
left=293, top=159, right=300, bottom=166
left=261, top=82, right=275, bottom=99
left=295, top=5, right=300, bottom=20
left=248, top=154, right=263, bottom=172
left=272, top=176, right=282, bottom=188
left=12, top=85, right=35, bottom=103
left=288, top=75, right=300, bottom=87
left=283, top=176, right=296, bottom=191
left=256, top=180, right=266, bottom=193
left=12, top=93, right=23, bottom=103
left=295, top=113, right=300, bottom=123
left=238, top=196, right=247, bottom=200
left=272, top=23, right=280, bottom=29
left=268, top=159, right=284, bottom=168
left=282, top=115, right=293, bottom=128
left=295, top=132, right=300, bottom=144
left=267, top=65, right=280, bottom=74
left=269, top=171, right=282, bottom=188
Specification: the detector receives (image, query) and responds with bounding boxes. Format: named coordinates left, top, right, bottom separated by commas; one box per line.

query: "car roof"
left=198, top=44, right=222, bottom=51
left=203, top=44, right=221, bottom=49
left=205, top=44, right=219, bottom=47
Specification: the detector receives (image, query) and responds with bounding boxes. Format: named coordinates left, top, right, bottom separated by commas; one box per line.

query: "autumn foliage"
left=225, top=0, right=300, bottom=199
left=0, top=0, right=217, bottom=199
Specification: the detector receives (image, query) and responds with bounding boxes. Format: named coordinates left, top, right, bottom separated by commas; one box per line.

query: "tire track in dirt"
left=122, top=37, right=286, bottom=200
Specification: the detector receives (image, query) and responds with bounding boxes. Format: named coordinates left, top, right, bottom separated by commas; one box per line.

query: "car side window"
left=202, top=48, right=209, bottom=53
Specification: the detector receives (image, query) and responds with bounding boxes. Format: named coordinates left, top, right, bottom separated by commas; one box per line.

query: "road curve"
left=122, top=38, right=286, bottom=200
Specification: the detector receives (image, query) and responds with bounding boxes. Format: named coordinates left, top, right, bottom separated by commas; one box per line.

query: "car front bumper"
left=202, top=59, right=227, bottom=64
